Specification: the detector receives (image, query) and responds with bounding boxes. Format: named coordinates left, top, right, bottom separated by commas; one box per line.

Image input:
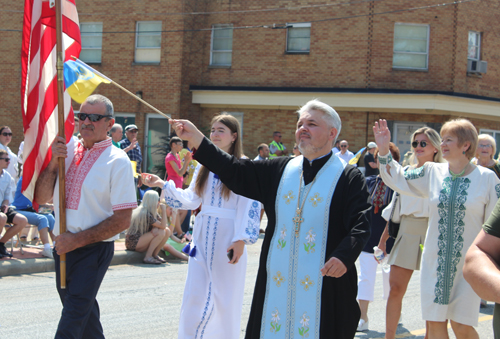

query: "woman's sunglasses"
left=412, top=141, right=427, bottom=148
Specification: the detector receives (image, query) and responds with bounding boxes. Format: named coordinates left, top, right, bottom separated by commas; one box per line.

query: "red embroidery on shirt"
left=113, top=202, right=138, bottom=211
left=65, top=139, right=112, bottom=210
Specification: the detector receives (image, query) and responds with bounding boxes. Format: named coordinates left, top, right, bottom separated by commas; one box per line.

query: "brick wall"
left=1, top=0, right=500, bottom=157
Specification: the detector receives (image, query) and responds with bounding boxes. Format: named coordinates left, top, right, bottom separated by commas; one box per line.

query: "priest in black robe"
left=168, top=99, right=371, bottom=338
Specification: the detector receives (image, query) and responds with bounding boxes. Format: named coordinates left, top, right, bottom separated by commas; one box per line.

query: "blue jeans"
left=15, top=210, right=55, bottom=232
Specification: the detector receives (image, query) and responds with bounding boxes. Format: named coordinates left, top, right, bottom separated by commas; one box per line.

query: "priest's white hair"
left=297, top=99, right=342, bottom=142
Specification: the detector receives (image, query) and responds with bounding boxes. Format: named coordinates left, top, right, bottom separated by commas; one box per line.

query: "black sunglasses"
left=340, top=145, right=347, bottom=148
left=0, top=158, right=10, bottom=162
left=412, top=141, right=428, bottom=148
left=78, top=113, right=113, bottom=122
left=1, top=133, right=12, bottom=137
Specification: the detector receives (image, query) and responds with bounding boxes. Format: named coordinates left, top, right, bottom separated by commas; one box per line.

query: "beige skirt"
left=387, top=215, right=428, bottom=270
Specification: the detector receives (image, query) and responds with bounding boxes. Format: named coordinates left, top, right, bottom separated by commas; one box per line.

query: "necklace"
left=449, top=162, right=470, bottom=181
left=292, top=171, right=316, bottom=238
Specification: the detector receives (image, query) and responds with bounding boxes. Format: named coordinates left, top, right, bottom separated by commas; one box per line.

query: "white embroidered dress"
left=162, top=165, right=261, bottom=339
left=378, top=153, right=500, bottom=326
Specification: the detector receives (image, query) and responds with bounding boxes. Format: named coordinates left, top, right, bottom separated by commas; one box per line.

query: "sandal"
left=154, top=255, right=167, bottom=264
left=143, top=256, right=162, bottom=265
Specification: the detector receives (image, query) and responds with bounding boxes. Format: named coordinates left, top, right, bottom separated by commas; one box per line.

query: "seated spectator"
left=12, top=176, right=55, bottom=258
left=162, top=206, right=189, bottom=261
left=126, top=190, right=170, bottom=264
left=0, top=149, right=28, bottom=258
left=0, top=126, right=19, bottom=202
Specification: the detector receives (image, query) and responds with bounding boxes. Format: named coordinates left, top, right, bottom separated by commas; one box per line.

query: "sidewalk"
left=1, top=214, right=267, bottom=277
left=0, top=236, right=176, bottom=277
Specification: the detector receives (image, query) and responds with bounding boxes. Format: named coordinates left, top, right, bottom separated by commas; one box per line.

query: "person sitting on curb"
left=12, top=175, right=55, bottom=258
left=162, top=205, right=189, bottom=261
left=126, top=190, right=170, bottom=264
left=0, top=149, right=28, bottom=258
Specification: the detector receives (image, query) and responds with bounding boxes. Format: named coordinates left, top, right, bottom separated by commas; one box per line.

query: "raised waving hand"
left=373, top=119, right=391, bottom=157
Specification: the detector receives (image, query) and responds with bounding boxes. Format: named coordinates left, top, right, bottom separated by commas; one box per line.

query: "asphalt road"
left=0, top=235, right=495, bottom=338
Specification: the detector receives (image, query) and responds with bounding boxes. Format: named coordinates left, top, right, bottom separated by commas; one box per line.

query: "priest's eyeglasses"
left=78, top=113, right=113, bottom=122
left=411, top=141, right=427, bottom=148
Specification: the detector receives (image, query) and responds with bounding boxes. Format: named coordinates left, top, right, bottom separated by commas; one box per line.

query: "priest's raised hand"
left=168, top=118, right=204, bottom=150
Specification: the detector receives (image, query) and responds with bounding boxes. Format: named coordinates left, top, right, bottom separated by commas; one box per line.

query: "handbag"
left=388, top=192, right=401, bottom=238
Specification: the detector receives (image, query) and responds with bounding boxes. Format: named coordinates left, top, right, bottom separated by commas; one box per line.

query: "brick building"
left=2, top=0, right=500, bottom=172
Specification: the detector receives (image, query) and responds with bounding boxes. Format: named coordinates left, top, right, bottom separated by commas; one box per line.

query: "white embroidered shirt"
left=53, top=138, right=137, bottom=241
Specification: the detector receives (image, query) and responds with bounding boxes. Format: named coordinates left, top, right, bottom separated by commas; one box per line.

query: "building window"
left=210, top=24, right=233, bottom=66
left=80, top=23, right=102, bottom=63
left=135, top=21, right=162, bottom=63
left=286, top=23, right=311, bottom=53
left=480, top=129, right=500, bottom=159
left=468, top=31, right=481, bottom=61
left=393, top=23, right=429, bottom=70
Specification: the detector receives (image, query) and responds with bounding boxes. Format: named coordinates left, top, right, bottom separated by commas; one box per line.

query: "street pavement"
left=0, top=218, right=496, bottom=338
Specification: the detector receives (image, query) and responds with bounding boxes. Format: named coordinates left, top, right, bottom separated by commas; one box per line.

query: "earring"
left=463, top=151, right=466, bottom=155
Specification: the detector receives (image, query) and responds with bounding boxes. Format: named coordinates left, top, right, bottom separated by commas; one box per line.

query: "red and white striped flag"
left=20, top=0, right=81, bottom=202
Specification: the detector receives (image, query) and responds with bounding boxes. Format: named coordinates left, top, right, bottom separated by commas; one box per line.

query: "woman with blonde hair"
left=377, top=127, right=444, bottom=339
left=374, top=118, right=500, bottom=339
left=126, top=190, right=170, bottom=264
left=475, top=134, right=500, bottom=179
left=142, top=113, right=261, bottom=339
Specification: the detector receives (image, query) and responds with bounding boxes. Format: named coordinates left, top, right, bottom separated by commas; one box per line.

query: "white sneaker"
left=41, top=248, right=53, bottom=259
left=357, top=319, right=369, bottom=332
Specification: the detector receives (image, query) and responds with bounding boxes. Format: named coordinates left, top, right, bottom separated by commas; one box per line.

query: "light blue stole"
left=260, top=154, right=346, bottom=338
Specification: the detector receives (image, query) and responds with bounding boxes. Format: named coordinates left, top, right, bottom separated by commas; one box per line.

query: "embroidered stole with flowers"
left=261, top=154, right=345, bottom=338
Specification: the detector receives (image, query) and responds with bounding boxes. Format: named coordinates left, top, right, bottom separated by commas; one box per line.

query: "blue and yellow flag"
left=64, top=58, right=111, bottom=104
left=349, top=147, right=367, bottom=165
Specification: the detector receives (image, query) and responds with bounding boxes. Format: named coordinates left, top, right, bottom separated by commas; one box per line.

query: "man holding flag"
left=34, top=94, right=137, bottom=338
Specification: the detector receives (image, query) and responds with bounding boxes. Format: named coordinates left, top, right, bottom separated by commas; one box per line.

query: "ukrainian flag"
left=349, top=147, right=367, bottom=165
left=64, top=59, right=111, bottom=104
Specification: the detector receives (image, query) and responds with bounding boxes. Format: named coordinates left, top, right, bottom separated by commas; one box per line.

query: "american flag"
left=20, top=0, right=81, bottom=202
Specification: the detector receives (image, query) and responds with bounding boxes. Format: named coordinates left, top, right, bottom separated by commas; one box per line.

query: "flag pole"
left=69, top=56, right=171, bottom=119
left=110, top=82, right=171, bottom=119
left=55, top=0, right=67, bottom=289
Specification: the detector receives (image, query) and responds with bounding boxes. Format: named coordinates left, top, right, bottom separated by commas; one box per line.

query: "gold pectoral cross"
left=293, top=208, right=304, bottom=238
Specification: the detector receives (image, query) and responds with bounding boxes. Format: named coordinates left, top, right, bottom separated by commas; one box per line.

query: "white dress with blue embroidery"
left=163, top=164, right=261, bottom=339
left=378, top=153, right=500, bottom=326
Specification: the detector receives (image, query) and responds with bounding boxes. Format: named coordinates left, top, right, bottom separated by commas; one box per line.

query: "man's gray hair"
left=297, top=99, right=342, bottom=141
left=84, top=94, right=114, bottom=116
left=110, top=123, right=122, bottom=133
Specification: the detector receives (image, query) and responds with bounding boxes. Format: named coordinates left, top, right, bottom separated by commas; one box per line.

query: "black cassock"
left=194, top=138, right=371, bottom=338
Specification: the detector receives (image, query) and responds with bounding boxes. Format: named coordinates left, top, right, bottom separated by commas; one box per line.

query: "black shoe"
left=0, top=243, right=13, bottom=258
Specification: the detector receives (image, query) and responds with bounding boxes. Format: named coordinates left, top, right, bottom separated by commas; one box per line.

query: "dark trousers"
left=54, top=241, right=114, bottom=339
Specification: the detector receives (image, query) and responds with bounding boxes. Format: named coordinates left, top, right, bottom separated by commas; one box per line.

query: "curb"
left=0, top=250, right=175, bottom=277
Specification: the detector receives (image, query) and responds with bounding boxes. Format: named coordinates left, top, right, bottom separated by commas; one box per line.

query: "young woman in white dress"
left=377, top=127, right=445, bottom=339
left=143, top=114, right=261, bottom=339
left=374, top=119, right=500, bottom=339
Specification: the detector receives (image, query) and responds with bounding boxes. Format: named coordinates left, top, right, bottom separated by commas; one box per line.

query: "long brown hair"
left=195, top=113, right=242, bottom=200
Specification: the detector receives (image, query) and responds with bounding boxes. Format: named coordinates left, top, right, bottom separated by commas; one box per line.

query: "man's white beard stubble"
left=298, top=140, right=328, bottom=158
